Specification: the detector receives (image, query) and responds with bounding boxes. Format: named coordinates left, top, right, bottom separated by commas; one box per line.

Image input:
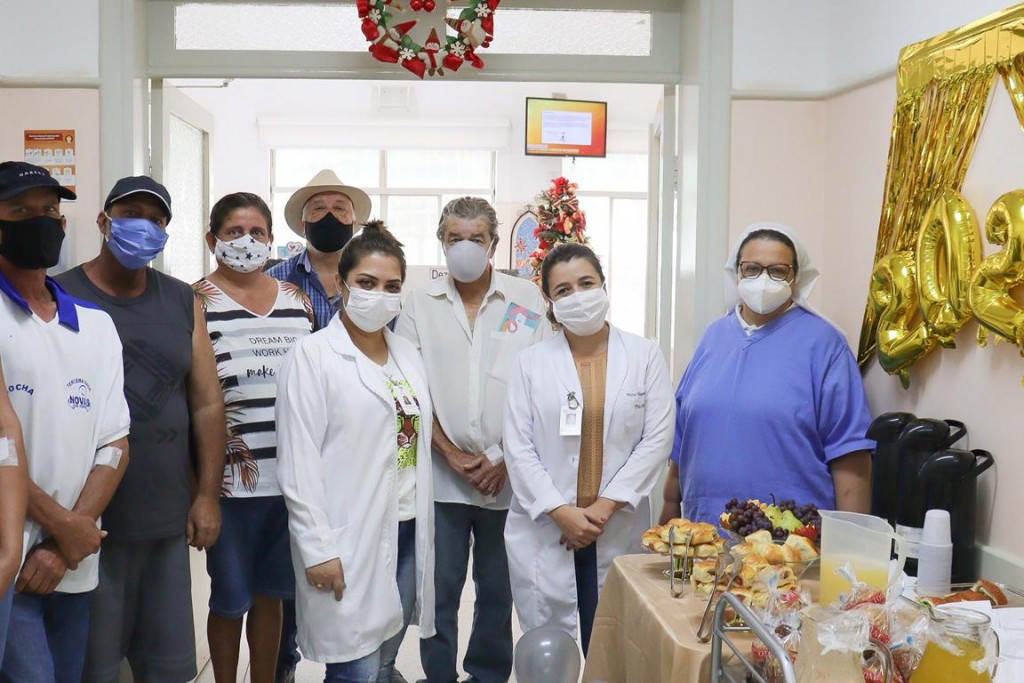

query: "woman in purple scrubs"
left=660, top=223, right=874, bottom=526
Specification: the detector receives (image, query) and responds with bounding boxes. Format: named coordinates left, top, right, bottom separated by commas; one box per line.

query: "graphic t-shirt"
left=194, top=277, right=314, bottom=497
left=383, top=356, right=419, bottom=521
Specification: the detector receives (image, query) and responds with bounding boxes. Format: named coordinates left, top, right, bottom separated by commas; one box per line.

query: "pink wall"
left=731, top=77, right=1024, bottom=570
left=0, top=89, right=101, bottom=269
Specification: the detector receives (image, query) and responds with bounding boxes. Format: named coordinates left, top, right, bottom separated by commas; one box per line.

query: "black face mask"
left=0, top=215, right=65, bottom=269
left=305, top=212, right=353, bottom=254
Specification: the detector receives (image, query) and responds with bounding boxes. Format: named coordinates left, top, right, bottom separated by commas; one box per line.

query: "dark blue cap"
left=104, top=176, right=172, bottom=222
left=0, top=161, right=77, bottom=202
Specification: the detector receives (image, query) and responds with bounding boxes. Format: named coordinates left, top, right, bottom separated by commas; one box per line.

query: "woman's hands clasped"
left=305, top=558, right=346, bottom=601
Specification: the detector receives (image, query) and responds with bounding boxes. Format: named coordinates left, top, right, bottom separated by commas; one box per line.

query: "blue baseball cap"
left=0, top=161, right=77, bottom=202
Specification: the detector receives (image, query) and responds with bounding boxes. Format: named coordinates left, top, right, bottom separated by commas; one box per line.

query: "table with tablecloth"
left=582, top=553, right=754, bottom=683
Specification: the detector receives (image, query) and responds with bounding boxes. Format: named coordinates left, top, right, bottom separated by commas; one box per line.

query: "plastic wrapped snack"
left=749, top=574, right=809, bottom=681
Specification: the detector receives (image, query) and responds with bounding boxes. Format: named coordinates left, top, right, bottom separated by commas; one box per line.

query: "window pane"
left=481, top=10, right=652, bottom=57
left=176, top=4, right=364, bottom=52
left=386, top=196, right=442, bottom=267
left=608, top=198, right=648, bottom=336
left=387, top=150, right=491, bottom=190
left=562, top=154, right=648, bottom=193
left=275, top=149, right=379, bottom=189
left=163, top=115, right=207, bottom=284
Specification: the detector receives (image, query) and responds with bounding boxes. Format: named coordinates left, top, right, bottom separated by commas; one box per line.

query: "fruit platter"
left=720, top=497, right=822, bottom=543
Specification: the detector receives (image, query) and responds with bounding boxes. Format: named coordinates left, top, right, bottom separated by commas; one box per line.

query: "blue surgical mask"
left=105, top=215, right=169, bottom=270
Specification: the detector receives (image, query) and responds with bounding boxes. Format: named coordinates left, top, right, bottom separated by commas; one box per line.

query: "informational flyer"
left=24, top=130, right=76, bottom=194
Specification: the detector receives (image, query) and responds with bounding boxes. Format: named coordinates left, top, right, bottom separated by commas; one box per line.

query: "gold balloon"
left=871, top=250, right=938, bottom=388
left=968, top=190, right=1024, bottom=350
left=917, top=189, right=983, bottom=347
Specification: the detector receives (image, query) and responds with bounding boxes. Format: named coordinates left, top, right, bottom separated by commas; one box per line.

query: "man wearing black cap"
left=56, top=176, right=226, bottom=683
left=0, top=162, right=131, bottom=682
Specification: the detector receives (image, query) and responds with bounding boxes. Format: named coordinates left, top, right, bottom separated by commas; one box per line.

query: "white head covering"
left=724, top=222, right=839, bottom=331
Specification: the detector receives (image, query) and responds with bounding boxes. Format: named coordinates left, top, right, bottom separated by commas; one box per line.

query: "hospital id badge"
left=560, top=391, right=582, bottom=436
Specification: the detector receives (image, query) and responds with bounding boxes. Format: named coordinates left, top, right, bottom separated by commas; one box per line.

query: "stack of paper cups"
left=917, top=509, right=953, bottom=596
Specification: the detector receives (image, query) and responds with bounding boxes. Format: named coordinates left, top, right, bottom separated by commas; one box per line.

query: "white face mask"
left=736, top=272, right=792, bottom=315
left=215, top=234, right=272, bottom=274
left=344, top=286, right=402, bottom=333
left=552, top=288, right=609, bottom=336
left=444, top=240, right=491, bottom=283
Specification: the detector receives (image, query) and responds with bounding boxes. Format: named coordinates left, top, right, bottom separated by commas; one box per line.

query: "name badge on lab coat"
left=560, top=391, right=582, bottom=436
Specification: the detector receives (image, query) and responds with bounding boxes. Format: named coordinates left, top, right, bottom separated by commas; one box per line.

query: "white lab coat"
left=503, top=326, right=675, bottom=637
left=276, top=316, right=435, bottom=663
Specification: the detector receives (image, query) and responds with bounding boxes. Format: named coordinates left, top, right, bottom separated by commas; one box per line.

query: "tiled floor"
left=189, top=550, right=528, bottom=683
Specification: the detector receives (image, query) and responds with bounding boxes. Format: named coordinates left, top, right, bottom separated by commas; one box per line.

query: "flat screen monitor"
left=524, top=97, right=607, bottom=158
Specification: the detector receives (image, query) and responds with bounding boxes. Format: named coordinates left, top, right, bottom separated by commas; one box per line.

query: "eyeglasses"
left=738, top=261, right=793, bottom=282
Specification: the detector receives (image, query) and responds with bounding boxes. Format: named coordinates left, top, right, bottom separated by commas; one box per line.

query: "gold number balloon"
left=917, top=189, right=983, bottom=347
left=871, top=250, right=938, bottom=388
left=968, top=189, right=1024, bottom=350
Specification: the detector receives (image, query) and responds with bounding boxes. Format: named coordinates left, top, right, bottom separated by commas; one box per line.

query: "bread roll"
left=689, top=522, right=720, bottom=545
left=783, top=534, right=820, bottom=561
left=691, top=559, right=718, bottom=584
left=752, top=565, right=796, bottom=593
left=745, top=530, right=773, bottom=545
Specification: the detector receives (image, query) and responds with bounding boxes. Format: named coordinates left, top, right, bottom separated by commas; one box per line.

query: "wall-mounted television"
left=524, top=97, right=607, bottom=158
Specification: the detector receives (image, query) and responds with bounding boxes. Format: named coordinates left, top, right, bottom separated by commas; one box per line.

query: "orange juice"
left=912, top=637, right=992, bottom=682
left=818, top=558, right=889, bottom=605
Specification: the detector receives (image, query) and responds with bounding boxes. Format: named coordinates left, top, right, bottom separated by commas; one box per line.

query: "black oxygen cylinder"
left=867, top=412, right=916, bottom=528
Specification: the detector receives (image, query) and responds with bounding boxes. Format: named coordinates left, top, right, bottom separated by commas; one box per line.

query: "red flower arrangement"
left=529, top=176, right=588, bottom=277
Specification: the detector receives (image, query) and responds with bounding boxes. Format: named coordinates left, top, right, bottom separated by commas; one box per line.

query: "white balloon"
left=513, top=626, right=582, bottom=683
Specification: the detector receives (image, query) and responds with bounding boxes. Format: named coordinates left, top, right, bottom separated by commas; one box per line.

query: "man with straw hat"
left=267, top=169, right=372, bottom=331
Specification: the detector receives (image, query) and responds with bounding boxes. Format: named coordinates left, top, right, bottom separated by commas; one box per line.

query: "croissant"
left=757, top=543, right=800, bottom=565
left=690, top=559, right=718, bottom=585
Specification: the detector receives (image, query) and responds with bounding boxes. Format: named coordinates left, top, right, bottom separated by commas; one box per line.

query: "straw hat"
left=283, top=169, right=372, bottom=236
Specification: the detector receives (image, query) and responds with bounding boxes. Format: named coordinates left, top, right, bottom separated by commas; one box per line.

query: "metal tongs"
left=697, top=551, right=744, bottom=643
left=668, top=525, right=694, bottom=598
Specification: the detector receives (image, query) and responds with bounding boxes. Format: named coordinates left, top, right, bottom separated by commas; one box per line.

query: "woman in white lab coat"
left=504, top=243, right=675, bottom=654
left=275, top=222, right=435, bottom=683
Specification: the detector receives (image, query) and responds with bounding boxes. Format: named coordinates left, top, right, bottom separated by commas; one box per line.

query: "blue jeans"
left=324, top=520, right=416, bottom=683
left=0, top=585, right=12, bottom=664
left=0, top=591, right=92, bottom=683
left=420, top=503, right=513, bottom=683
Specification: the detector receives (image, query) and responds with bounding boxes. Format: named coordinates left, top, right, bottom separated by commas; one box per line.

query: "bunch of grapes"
left=791, top=501, right=821, bottom=529
left=725, top=498, right=774, bottom=537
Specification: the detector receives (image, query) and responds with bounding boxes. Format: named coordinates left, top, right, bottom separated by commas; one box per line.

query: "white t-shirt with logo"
left=0, top=275, right=131, bottom=594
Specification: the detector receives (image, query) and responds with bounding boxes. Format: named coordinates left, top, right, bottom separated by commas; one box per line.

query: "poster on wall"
left=24, top=130, right=76, bottom=194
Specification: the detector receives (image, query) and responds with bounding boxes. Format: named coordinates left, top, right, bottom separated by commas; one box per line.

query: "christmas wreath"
left=358, top=0, right=499, bottom=79
left=529, top=176, right=589, bottom=277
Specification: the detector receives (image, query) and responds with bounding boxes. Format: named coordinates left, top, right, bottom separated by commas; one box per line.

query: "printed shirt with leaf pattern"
left=193, top=278, right=314, bottom=497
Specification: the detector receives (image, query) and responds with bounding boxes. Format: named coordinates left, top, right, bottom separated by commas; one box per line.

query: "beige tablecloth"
left=582, top=554, right=754, bottom=683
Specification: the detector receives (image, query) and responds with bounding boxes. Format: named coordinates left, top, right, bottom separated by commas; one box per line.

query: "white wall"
left=729, top=99, right=826, bottom=296
left=732, top=0, right=1016, bottom=95
left=0, top=0, right=99, bottom=78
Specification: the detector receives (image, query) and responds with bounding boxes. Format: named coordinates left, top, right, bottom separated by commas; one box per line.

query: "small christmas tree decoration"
left=529, top=176, right=589, bottom=279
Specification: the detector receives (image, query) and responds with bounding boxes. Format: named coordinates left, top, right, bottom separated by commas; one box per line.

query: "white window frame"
left=147, top=0, right=683, bottom=82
